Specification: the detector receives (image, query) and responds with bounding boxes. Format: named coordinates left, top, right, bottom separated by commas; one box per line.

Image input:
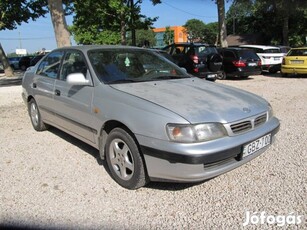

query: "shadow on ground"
left=47, top=126, right=206, bottom=191
left=0, top=72, right=24, bottom=87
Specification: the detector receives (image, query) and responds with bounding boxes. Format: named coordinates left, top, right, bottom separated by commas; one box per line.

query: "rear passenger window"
left=36, top=51, right=64, bottom=79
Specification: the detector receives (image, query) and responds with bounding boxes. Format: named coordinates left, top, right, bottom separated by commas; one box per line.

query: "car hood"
left=111, top=78, right=268, bottom=124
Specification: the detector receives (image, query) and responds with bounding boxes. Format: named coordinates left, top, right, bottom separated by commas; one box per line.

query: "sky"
left=0, top=0, right=231, bottom=54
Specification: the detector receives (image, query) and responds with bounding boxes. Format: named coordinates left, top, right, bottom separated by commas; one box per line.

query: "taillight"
left=258, top=60, right=262, bottom=66
left=232, top=60, right=246, bottom=67
left=282, top=58, right=285, bottom=65
left=191, top=55, right=198, bottom=64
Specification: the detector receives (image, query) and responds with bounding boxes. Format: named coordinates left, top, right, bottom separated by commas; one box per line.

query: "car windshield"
left=88, top=49, right=189, bottom=84
left=288, top=49, right=307, bottom=56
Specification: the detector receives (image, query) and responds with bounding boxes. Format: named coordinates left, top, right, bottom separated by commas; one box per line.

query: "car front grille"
left=227, top=113, right=268, bottom=135
left=230, top=121, right=252, bottom=134
left=254, top=114, right=267, bottom=127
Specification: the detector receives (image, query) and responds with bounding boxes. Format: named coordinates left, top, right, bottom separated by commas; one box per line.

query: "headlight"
left=166, top=123, right=227, bottom=143
left=268, top=103, right=274, bottom=119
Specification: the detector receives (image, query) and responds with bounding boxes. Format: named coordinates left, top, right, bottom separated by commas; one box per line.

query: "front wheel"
left=28, top=98, right=48, bottom=131
left=105, top=128, right=148, bottom=189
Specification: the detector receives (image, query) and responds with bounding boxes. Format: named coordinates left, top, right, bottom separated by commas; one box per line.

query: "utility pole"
left=18, top=31, right=22, bottom=49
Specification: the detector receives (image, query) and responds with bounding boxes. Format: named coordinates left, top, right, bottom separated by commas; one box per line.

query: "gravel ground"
left=0, top=74, right=306, bottom=229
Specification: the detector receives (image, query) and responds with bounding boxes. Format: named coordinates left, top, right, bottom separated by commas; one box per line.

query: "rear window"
left=196, top=46, right=218, bottom=55
left=263, top=49, right=280, bottom=53
left=238, top=50, right=259, bottom=59
left=288, top=49, right=307, bottom=56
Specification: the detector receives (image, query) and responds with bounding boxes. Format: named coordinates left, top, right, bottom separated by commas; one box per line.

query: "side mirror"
left=66, top=73, right=90, bottom=85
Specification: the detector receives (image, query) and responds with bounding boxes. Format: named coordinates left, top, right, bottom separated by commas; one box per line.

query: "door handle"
left=55, top=89, right=61, bottom=96
left=32, top=83, right=37, bottom=88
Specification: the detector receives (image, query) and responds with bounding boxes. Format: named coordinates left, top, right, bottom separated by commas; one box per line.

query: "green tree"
left=205, top=22, right=219, bottom=45
left=127, top=29, right=156, bottom=47
left=0, top=0, right=72, bottom=77
left=71, top=0, right=160, bottom=46
left=0, top=0, right=48, bottom=77
left=163, top=26, right=174, bottom=45
left=183, top=19, right=207, bottom=42
left=227, top=0, right=307, bottom=46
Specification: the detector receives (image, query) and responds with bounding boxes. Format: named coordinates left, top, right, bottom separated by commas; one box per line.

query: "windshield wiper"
left=150, top=75, right=190, bottom=80
left=108, top=79, right=137, bottom=84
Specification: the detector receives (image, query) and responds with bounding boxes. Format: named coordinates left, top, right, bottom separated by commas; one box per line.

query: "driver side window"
left=60, top=51, right=88, bottom=81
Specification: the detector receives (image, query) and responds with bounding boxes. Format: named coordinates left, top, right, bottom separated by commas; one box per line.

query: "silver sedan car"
left=22, top=45, right=280, bottom=189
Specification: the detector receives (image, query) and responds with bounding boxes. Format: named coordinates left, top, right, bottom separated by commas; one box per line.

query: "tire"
left=207, top=53, right=223, bottom=72
left=105, top=128, right=148, bottom=189
left=28, top=98, right=48, bottom=131
left=216, top=71, right=226, bottom=80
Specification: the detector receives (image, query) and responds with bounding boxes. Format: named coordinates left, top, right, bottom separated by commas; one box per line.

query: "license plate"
left=207, top=74, right=217, bottom=79
left=291, top=60, right=304, bottom=64
left=248, top=63, right=257, bottom=66
left=274, top=57, right=280, bottom=60
left=242, top=134, right=271, bottom=158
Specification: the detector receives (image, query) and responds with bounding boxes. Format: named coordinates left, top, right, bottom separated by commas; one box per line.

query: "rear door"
left=33, top=51, right=64, bottom=124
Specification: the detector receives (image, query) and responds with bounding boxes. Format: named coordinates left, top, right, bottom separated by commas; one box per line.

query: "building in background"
left=153, top=26, right=188, bottom=48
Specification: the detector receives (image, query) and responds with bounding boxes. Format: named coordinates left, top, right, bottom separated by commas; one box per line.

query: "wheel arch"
left=98, top=120, right=139, bottom=160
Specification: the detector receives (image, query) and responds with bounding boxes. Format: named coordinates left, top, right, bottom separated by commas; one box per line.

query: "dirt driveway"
left=0, top=74, right=306, bottom=229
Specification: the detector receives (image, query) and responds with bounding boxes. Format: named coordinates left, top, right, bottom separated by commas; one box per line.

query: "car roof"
left=239, top=45, right=280, bottom=50
left=168, top=42, right=214, bottom=47
left=53, top=45, right=147, bottom=52
left=290, top=47, right=307, bottom=50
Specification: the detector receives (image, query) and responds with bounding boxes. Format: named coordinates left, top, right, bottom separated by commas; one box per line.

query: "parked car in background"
left=151, top=49, right=176, bottom=63
left=29, top=54, right=45, bottom=67
left=22, top=45, right=280, bottom=189
left=281, top=47, right=307, bottom=77
left=162, top=43, right=223, bottom=81
left=239, top=45, right=284, bottom=73
left=18, top=54, right=46, bottom=71
left=0, top=62, right=4, bottom=73
left=19, top=55, right=35, bottom=71
left=218, top=47, right=262, bottom=79
left=8, top=57, right=22, bottom=70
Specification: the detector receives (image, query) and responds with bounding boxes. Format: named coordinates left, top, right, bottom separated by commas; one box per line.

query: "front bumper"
left=138, top=117, right=280, bottom=182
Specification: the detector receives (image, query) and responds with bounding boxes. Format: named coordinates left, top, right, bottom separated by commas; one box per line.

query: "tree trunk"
left=0, top=43, right=14, bottom=77
left=282, top=10, right=289, bottom=46
left=217, top=0, right=228, bottom=47
left=120, top=13, right=127, bottom=45
left=48, top=0, right=71, bottom=47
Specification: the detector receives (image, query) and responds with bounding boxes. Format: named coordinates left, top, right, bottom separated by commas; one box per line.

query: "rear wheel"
left=105, top=128, right=148, bottom=189
left=216, top=71, right=226, bottom=80
left=28, top=98, right=48, bottom=131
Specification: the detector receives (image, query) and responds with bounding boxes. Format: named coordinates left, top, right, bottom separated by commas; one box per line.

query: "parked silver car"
left=22, top=45, right=280, bottom=189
